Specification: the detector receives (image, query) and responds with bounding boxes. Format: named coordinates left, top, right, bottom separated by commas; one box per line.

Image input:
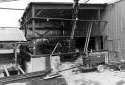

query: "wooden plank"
left=18, top=65, right=25, bottom=74
left=3, top=65, right=10, bottom=77
left=0, top=70, right=50, bottom=84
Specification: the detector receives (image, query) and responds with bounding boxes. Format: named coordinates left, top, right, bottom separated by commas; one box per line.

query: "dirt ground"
left=60, top=62, right=125, bottom=85
left=5, top=62, right=125, bottom=85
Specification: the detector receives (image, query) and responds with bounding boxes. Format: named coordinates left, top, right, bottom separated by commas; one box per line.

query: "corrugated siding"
left=102, top=1, right=125, bottom=61
left=0, top=28, right=26, bottom=42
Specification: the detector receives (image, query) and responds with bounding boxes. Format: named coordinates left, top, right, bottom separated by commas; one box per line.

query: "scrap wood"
left=43, top=73, right=62, bottom=80
left=0, top=70, right=50, bottom=84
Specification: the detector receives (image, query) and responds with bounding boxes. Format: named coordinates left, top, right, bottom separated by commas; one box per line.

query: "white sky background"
left=0, top=0, right=116, bottom=27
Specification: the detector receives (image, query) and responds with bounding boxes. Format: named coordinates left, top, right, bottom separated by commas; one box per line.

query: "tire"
left=97, top=65, right=105, bottom=72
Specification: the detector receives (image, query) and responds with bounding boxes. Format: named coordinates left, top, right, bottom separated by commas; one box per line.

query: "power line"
left=0, top=7, right=24, bottom=10
left=0, top=0, right=19, bottom=3
left=0, top=27, right=19, bottom=28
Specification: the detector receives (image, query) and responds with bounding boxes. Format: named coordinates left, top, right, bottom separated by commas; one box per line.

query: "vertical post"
left=68, top=0, right=79, bottom=51
left=14, top=43, right=17, bottom=65
left=95, top=37, right=101, bottom=51
left=50, top=42, right=59, bottom=73
left=98, top=9, right=101, bottom=20
left=98, top=9, right=101, bottom=35
left=96, top=9, right=101, bottom=51
left=4, top=65, right=10, bottom=77
left=24, top=14, right=27, bottom=38
left=32, top=6, right=36, bottom=55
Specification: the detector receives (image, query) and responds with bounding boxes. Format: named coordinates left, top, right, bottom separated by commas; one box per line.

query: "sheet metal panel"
left=102, top=1, right=125, bottom=61
left=0, top=28, right=26, bottom=42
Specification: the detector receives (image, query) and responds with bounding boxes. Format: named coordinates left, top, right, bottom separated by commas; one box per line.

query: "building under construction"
left=1, top=0, right=125, bottom=85
left=19, top=2, right=107, bottom=72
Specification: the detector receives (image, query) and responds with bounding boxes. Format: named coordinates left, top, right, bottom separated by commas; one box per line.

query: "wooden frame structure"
left=20, top=2, right=107, bottom=71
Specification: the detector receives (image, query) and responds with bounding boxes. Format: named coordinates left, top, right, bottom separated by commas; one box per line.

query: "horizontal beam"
left=31, top=52, right=79, bottom=58
left=24, top=50, right=108, bottom=58
left=31, top=17, right=107, bottom=22
left=22, top=2, right=106, bottom=24
left=31, top=3, right=106, bottom=10
left=20, top=17, right=107, bottom=29
left=0, top=42, right=26, bottom=44
left=19, top=49, right=79, bottom=58
left=27, top=35, right=104, bottom=39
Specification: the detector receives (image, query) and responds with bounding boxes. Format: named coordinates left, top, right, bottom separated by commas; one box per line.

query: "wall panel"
left=102, top=1, right=125, bottom=61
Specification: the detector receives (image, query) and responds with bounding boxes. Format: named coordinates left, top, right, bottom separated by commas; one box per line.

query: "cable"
left=0, top=0, right=19, bottom=3
left=0, top=27, right=19, bottom=28
left=0, top=7, right=24, bottom=10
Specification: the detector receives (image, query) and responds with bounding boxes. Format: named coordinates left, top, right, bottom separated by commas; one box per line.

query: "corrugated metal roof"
left=0, top=28, right=26, bottom=42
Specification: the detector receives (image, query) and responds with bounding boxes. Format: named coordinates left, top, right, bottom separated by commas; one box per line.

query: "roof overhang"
left=28, top=2, right=107, bottom=9
left=22, top=2, right=107, bottom=18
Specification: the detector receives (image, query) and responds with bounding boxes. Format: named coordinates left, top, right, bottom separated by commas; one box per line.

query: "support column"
left=95, top=37, right=101, bottom=51
left=24, top=27, right=27, bottom=37
left=14, top=43, right=17, bottom=65
left=98, top=9, right=101, bottom=20
left=32, top=6, right=36, bottom=55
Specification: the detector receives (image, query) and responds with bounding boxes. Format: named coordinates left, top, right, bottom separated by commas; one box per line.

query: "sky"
left=0, top=0, right=116, bottom=27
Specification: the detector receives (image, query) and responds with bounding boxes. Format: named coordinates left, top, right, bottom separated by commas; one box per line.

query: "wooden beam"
left=32, top=6, right=36, bottom=55
left=0, top=70, right=49, bottom=84
left=28, top=35, right=105, bottom=40
left=14, top=44, right=17, bottom=65
left=19, top=17, right=31, bottom=30
left=31, top=17, right=108, bottom=22
left=20, top=17, right=107, bottom=30
left=4, top=65, right=10, bottom=77
left=36, top=9, right=43, bottom=17
left=18, top=65, right=25, bottom=74
left=31, top=3, right=106, bottom=10
left=98, top=9, right=101, bottom=20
